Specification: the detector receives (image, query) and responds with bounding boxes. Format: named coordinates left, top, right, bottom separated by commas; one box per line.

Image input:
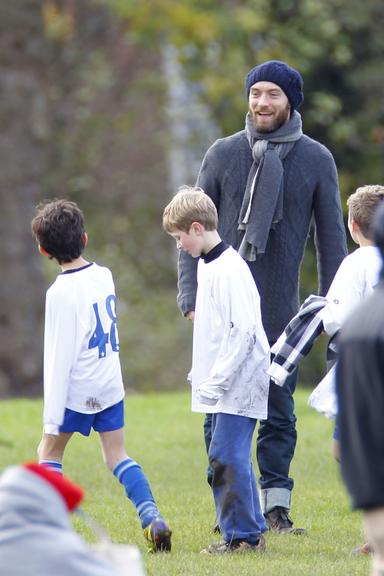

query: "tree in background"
left=1, top=0, right=383, bottom=394
left=103, top=0, right=384, bottom=383
left=106, top=0, right=384, bottom=194
left=0, top=4, right=51, bottom=395
left=0, top=0, right=191, bottom=396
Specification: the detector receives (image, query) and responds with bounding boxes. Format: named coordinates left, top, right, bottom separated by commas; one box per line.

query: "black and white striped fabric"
left=267, top=294, right=327, bottom=386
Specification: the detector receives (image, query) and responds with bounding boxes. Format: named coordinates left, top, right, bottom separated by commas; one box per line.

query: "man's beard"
left=251, top=105, right=291, bottom=133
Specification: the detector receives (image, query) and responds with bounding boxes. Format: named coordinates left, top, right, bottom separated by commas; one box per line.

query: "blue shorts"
left=59, top=400, right=124, bottom=437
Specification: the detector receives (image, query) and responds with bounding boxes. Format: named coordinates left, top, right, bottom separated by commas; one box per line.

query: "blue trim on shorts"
left=59, top=399, right=124, bottom=436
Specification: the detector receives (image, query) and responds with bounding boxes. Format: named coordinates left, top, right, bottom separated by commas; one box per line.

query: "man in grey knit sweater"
left=177, top=60, right=347, bottom=533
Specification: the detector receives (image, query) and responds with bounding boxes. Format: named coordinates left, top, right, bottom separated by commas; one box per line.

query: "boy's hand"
left=195, top=384, right=221, bottom=406
left=196, top=391, right=218, bottom=406
left=186, top=311, right=195, bottom=321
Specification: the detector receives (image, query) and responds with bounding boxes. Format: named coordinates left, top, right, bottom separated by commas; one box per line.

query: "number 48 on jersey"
left=88, top=295, right=120, bottom=358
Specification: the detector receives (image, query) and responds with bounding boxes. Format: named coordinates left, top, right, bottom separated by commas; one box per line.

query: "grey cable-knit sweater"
left=177, top=130, right=347, bottom=342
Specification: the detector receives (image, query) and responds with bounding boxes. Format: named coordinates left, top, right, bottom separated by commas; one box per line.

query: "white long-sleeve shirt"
left=43, top=263, right=124, bottom=435
left=320, top=245, right=382, bottom=336
left=191, top=246, right=270, bottom=419
left=308, top=246, right=381, bottom=418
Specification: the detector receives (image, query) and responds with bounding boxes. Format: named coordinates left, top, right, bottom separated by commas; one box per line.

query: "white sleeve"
left=197, top=267, right=268, bottom=404
left=321, top=255, right=362, bottom=336
left=43, top=288, right=78, bottom=434
left=307, top=364, right=338, bottom=419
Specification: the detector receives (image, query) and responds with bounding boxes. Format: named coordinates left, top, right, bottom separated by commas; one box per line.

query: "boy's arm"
left=43, top=290, right=77, bottom=435
left=321, top=254, right=362, bottom=336
left=196, top=269, right=269, bottom=405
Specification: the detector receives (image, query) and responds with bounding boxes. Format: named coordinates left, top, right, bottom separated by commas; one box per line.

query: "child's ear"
left=190, top=222, right=204, bottom=235
left=82, top=232, right=88, bottom=248
left=349, top=218, right=359, bottom=233
left=38, top=245, right=51, bottom=258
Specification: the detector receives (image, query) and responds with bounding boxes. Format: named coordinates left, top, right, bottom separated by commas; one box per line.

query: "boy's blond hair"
left=163, top=186, right=218, bottom=233
left=347, top=185, right=384, bottom=240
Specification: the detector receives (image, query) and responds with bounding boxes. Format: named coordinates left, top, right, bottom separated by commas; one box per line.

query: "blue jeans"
left=209, top=413, right=267, bottom=543
left=204, top=368, right=298, bottom=513
left=257, top=368, right=298, bottom=512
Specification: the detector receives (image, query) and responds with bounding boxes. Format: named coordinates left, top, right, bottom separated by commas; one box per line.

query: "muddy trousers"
left=209, top=413, right=267, bottom=544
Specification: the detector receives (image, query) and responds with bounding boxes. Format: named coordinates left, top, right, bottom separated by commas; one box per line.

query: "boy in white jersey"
left=31, top=199, right=171, bottom=553
left=317, top=185, right=384, bottom=459
left=163, top=187, right=270, bottom=554
left=306, top=185, right=384, bottom=557
left=321, top=185, right=384, bottom=340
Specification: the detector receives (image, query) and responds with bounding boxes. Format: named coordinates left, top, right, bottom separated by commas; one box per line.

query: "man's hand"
left=186, top=311, right=195, bottom=321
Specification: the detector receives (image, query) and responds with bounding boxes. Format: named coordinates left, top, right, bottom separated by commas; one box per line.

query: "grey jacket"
left=178, top=130, right=347, bottom=342
left=0, top=466, right=117, bottom=576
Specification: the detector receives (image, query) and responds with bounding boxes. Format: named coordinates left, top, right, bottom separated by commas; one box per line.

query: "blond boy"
left=163, top=187, right=270, bottom=554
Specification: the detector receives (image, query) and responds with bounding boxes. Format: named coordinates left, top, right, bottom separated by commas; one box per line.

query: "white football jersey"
left=191, top=247, right=270, bottom=419
left=43, top=263, right=125, bottom=434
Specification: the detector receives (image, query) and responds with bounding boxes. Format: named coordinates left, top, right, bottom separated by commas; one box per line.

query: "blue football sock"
left=113, top=458, right=159, bottom=528
left=39, top=460, right=63, bottom=474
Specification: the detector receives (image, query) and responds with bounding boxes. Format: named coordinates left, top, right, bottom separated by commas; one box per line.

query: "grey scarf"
left=238, top=110, right=303, bottom=261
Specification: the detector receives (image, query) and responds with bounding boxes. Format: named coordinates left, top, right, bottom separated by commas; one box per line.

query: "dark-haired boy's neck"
left=60, top=256, right=90, bottom=272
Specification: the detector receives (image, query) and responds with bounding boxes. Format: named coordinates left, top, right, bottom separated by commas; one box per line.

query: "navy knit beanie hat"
left=245, top=60, right=304, bottom=111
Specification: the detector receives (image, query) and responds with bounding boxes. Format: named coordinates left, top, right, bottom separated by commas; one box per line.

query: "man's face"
left=248, top=81, right=291, bottom=133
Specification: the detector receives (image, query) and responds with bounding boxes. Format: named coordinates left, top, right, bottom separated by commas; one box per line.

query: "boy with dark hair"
left=31, top=199, right=171, bottom=553
left=163, top=187, right=270, bottom=554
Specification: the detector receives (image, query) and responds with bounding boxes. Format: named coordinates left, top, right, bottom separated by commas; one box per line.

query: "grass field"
left=0, top=390, right=370, bottom=576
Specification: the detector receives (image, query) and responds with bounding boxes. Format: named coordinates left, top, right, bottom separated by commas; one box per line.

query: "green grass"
left=0, top=390, right=370, bottom=575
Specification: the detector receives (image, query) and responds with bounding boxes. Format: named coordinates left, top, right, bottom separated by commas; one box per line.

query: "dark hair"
left=31, top=199, right=86, bottom=264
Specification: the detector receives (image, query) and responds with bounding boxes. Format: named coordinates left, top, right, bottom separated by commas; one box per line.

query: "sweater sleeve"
left=177, top=142, right=222, bottom=316
left=312, top=145, right=348, bottom=295
left=43, top=287, right=77, bottom=435
left=177, top=251, right=198, bottom=316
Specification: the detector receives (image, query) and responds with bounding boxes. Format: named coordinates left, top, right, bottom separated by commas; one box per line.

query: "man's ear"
left=82, top=232, right=88, bottom=248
